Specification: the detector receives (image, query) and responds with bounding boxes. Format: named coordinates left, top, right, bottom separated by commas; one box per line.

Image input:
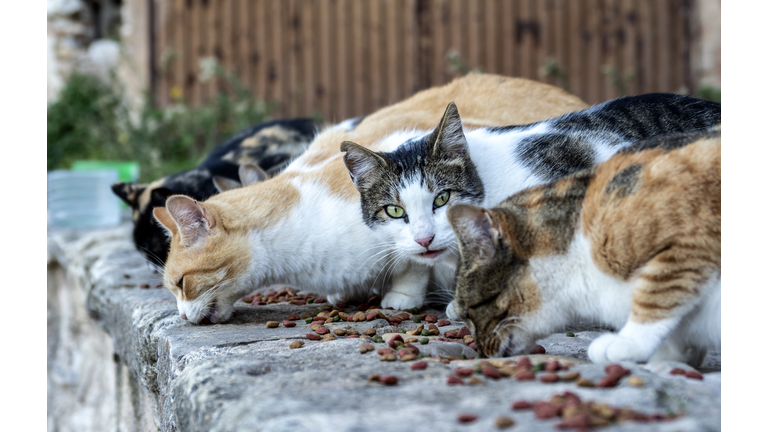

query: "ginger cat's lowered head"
left=153, top=74, right=590, bottom=324
left=447, top=129, right=720, bottom=366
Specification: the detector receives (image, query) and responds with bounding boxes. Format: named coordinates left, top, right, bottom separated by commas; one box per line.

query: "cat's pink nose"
left=180, top=313, right=188, bottom=320
left=415, top=236, right=434, bottom=248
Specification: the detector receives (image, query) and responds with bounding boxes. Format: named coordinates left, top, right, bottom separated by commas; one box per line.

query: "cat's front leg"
left=588, top=317, right=680, bottom=363
left=381, top=263, right=430, bottom=310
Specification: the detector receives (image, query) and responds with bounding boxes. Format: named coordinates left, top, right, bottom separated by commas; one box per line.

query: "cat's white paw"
left=381, top=291, right=423, bottom=310
left=588, top=333, right=651, bottom=364
left=446, top=301, right=461, bottom=320
left=327, top=293, right=348, bottom=306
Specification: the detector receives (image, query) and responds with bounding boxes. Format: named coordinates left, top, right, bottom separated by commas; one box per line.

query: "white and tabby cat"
left=341, top=94, right=721, bottom=311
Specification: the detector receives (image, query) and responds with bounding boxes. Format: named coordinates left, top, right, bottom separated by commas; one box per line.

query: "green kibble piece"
left=411, top=307, right=420, bottom=314
left=398, top=329, right=406, bottom=334
left=373, top=336, right=384, bottom=343
left=566, top=331, right=575, bottom=337
left=420, top=337, right=429, bottom=345
left=459, top=354, right=466, bottom=359
left=421, top=329, right=431, bottom=336
left=334, top=315, right=340, bottom=322
left=307, top=298, right=314, bottom=304
left=304, top=318, right=313, bottom=324
left=413, top=316, right=422, bottom=323
left=417, top=353, right=426, bottom=359
left=533, top=362, right=545, bottom=372
left=474, top=365, right=482, bottom=373
left=396, top=344, right=406, bottom=350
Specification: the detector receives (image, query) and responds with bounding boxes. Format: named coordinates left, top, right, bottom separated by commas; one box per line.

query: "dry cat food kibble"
left=455, top=368, right=474, bottom=377
left=446, top=375, right=464, bottom=385
left=468, top=376, right=485, bottom=386
left=286, top=314, right=301, bottom=320
left=457, top=414, right=478, bottom=423
left=379, top=354, right=397, bottom=361
left=627, top=376, right=645, bottom=386
left=539, top=373, right=559, bottom=383
left=530, top=345, right=547, bottom=354
left=321, top=334, right=336, bottom=342
left=377, top=348, right=394, bottom=356
left=306, top=333, right=321, bottom=341
left=359, top=343, right=375, bottom=354
left=576, top=378, right=595, bottom=387
left=289, top=341, right=304, bottom=349
left=437, top=319, right=451, bottom=327
left=315, top=326, right=330, bottom=335
left=266, top=321, right=279, bottom=328
left=363, top=328, right=377, bottom=336
left=410, top=361, right=428, bottom=370
left=559, top=371, right=581, bottom=381
left=333, top=329, right=346, bottom=336
left=598, top=364, right=632, bottom=388
left=282, top=320, right=296, bottom=327
left=515, top=371, right=536, bottom=381
left=512, top=390, right=678, bottom=428
left=482, top=365, right=502, bottom=379
left=494, top=416, right=515, bottom=429
left=379, top=375, right=398, bottom=385
left=685, top=370, right=703, bottom=380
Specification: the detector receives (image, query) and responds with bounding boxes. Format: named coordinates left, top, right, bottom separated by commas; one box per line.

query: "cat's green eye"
left=433, top=191, right=450, bottom=208
left=385, top=205, right=405, bottom=218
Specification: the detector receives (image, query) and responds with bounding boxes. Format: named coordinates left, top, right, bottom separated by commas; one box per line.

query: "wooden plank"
left=269, top=0, right=284, bottom=115
left=386, top=0, right=400, bottom=105
left=656, top=0, right=671, bottom=92
left=552, top=0, right=567, bottom=90
left=484, top=0, right=498, bottom=74
left=467, top=0, right=481, bottom=70
left=334, top=0, right=348, bottom=120
left=317, top=0, right=332, bottom=119
left=669, top=0, right=685, bottom=93
left=536, top=0, right=551, bottom=85
left=638, top=0, right=656, bottom=94
left=254, top=0, right=268, bottom=103
left=352, top=0, right=366, bottom=117
left=567, top=0, right=583, bottom=100
left=603, top=0, right=618, bottom=101
left=190, top=0, right=203, bottom=105
left=586, top=0, right=602, bottom=104
left=286, top=0, right=299, bottom=117
left=301, top=0, right=315, bottom=116
left=204, top=0, right=218, bottom=102
left=499, top=0, right=514, bottom=77
left=621, top=0, right=639, bottom=96
left=369, top=0, right=384, bottom=109
left=518, top=0, right=534, bottom=81
left=431, top=0, right=446, bottom=86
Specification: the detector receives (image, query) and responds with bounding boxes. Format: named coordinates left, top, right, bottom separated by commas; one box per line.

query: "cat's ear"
left=159, top=195, right=214, bottom=247
left=340, top=141, right=388, bottom=188
left=153, top=207, right=178, bottom=238
left=431, top=102, right=468, bottom=158
left=111, top=182, right=146, bottom=210
left=447, top=203, right=501, bottom=264
left=212, top=163, right=268, bottom=193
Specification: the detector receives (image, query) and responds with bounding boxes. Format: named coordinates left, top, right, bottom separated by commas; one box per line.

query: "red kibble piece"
left=556, top=413, right=591, bottom=429
left=515, top=371, right=536, bottom=381
left=282, top=320, right=297, bottom=327
left=403, top=344, right=420, bottom=355
left=436, top=320, right=451, bottom=327
left=469, top=342, right=477, bottom=350
left=411, top=361, right=428, bottom=370
left=315, top=327, right=330, bottom=335
left=545, top=361, right=561, bottom=372
left=446, top=375, right=464, bottom=385
left=533, top=402, right=560, bottom=419
left=292, top=300, right=306, bottom=306
left=306, top=333, right=321, bottom=340
left=670, top=368, right=687, bottom=376
left=286, top=315, right=301, bottom=320
left=357, top=303, right=370, bottom=311
left=139, top=284, right=149, bottom=289
left=387, top=316, right=403, bottom=325
left=530, top=345, right=546, bottom=354
left=155, top=283, right=163, bottom=288
left=597, top=375, right=621, bottom=388
left=313, top=297, right=327, bottom=303
left=365, top=311, right=378, bottom=321
left=540, top=373, right=559, bottom=383
left=377, top=348, right=395, bottom=356
left=457, top=326, right=471, bottom=338
left=455, top=368, right=474, bottom=377
left=604, top=364, right=631, bottom=377
left=387, top=335, right=404, bottom=349
left=347, top=316, right=355, bottom=322
left=397, top=348, right=415, bottom=357
left=511, top=400, right=533, bottom=410
left=312, top=316, right=326, bottom=321
left=482, top=366, right=502, bottom=379
left=685, top=370, right=704, bottom=380
left=517, top=357, right=533, bottom=369
left=267, top=291, right=277, bottom=297
left=444, top=330, right=459, bottom=338
left=457, top=414, right=478, bottom=423
left=336, top=301, right=348, bottom=308
left=396, top=312, right=410, bottom=320
left=379, top=375, right=398, bottom=385
left=424, top=314, right=438, bottom=323
left=253, top=301, right=266, bottom=306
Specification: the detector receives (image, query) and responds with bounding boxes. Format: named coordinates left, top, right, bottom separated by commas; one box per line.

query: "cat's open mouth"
left=419, top=249, right=446, bottom=259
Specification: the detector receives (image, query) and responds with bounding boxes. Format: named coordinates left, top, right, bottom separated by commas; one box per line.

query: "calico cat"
left=152, top=73, right=589, bottom=324
left=112, top=118, right=322, bottom=266
left=446, top=130, right=721, bottom=365
left=341, top=93, right=720, bottom=310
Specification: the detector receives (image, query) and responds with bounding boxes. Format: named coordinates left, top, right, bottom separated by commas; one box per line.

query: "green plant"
left=540, top=57, right=569, bottom=91
left=696, top=85, right=721, bottom=103
left=47, top=58, right=275, bottom=183
left=602, top=65, right=636, bottom=97
left=445, top=49, right=482, bottom=76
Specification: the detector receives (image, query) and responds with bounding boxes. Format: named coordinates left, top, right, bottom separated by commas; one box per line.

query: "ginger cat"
left=447, top=129, right=720, bottom=366
left=153, top=74, right=588, bottom=324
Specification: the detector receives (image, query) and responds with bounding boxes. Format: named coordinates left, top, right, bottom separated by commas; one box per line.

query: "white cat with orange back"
left=153, top=74, right=589, bottom=324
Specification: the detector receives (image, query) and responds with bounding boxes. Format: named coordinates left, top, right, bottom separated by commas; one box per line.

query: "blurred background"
left=47, top=0, right=720, bottom=183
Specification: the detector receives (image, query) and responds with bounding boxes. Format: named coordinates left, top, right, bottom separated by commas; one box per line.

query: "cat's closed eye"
left=177, top=276, right=185, bottom=290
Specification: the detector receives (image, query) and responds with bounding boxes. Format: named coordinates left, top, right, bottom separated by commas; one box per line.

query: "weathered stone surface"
left=47, top=223, right=721, bottom=431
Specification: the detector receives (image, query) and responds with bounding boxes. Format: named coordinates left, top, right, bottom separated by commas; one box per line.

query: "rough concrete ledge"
left=47, top=223, right=721, bottom=432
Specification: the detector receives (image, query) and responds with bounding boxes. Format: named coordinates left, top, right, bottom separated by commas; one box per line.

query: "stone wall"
left=47, top=222, right=721, bottom=432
